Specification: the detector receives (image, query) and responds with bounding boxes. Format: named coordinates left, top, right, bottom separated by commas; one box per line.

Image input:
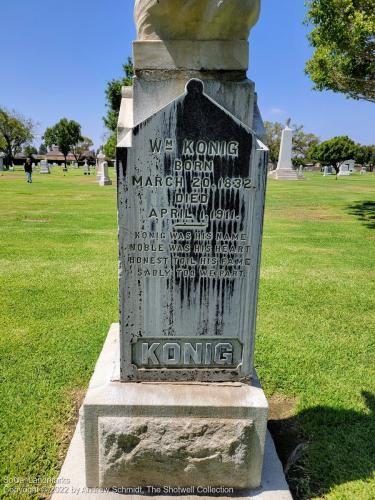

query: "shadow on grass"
left=347, top=201, right=375, bottom=229
left=268, top=391, right=375, bottom=499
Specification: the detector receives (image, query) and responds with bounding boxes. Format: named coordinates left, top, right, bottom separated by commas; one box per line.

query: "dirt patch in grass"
left=56, top=388, right=86, bottom=464
left=268, top=394, right=299, bottom=462
left=268, top=395, right=308, bottom=499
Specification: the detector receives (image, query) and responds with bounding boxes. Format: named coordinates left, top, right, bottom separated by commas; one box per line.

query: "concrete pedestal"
left=52, top=325, right=291, bottom=499
left=268, top=169, right=302, bottom=180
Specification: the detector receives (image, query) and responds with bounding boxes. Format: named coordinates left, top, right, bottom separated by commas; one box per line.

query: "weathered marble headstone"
left=83, top=159, right=91, bottom=175
left=96, top=151, right=105, bottom=179
left=339, top=159, right=355, bottom=175
left=338, top=163, right=351, bottom=176
left=118, top=78, right=267, bottom=382
left=323, top=166, right=332, bottom=176
left=268, top=120, right=303, bottom=180
left=39, top=159, right=50, bottom=174
left=74, top=0, right=281, bottom=496
left=360, top=166, right=367, bottom=175
left=98, top=160, right=112, bottom=186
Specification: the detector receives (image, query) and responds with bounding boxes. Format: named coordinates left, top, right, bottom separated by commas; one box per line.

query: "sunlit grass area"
left=0, top=167, right=374, bottom=499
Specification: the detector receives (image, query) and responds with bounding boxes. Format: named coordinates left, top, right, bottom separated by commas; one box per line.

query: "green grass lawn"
left=0, top=167, right=374, bottom=499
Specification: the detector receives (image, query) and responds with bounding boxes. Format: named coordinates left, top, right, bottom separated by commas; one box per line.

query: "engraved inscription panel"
left=117, top=80, right=267, bottom=381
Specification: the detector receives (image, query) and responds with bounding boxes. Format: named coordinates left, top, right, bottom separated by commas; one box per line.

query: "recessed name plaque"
left=117, top=79, right=268, bottom=381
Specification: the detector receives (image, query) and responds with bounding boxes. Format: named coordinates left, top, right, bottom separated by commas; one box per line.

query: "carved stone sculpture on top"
left=135, top=0, right=260, bottom=41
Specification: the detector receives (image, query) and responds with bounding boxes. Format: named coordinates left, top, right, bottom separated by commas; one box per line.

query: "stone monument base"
left=268, top=169, right=303, bottom=180
left=52, top=325, right=291, bottom=499
left=98, top=177, right=112, bottom=186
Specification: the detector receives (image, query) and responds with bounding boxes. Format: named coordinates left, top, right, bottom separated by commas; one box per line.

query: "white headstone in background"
left=360, top=166, right=367, bottom=175
left=39, top=159, right=50, bottom=174
left=98, top=160, right=112, bottom=186
left=268, top=120, right=303, bottom=180
left=339, top=159, right=355, bottom=174
left=96, top=151, right=105, bottom=180
left=83, top=159, right=91, bottom=175
left=338, top=163, right=351, bottom=176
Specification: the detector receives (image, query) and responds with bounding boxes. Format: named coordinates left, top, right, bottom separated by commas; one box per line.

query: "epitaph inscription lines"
left=117, top=79, right=267, bottom=381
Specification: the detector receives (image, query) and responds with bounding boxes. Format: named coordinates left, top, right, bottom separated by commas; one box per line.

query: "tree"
left=291, top=125, right=320, bottom=166
left=305, top=0, right=375, bottom=103
left=103, top=58, right=134, bottom=156
left=264, top=121, right=320, bottom=167
left=103, top=134, right=116, bottom=159
left=356, top=144, right=375, bottom=172
left=38, top=142, right=47, bottom=155
left=103, top=57, right=134, bottom=132
left=0, top=108, right=34, bottom=168
left=23, top=145, right=38, bottom=158
left=71, top=136, right=94, bottom=163
left=43, top=119, right=83, bottom=167
left=308, top=135, right=359, bottom=174
left=264, top=121, right=283, bottom=165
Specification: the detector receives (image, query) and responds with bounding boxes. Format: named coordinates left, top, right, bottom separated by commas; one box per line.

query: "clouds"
left=269, top=107, right=286, bottom=116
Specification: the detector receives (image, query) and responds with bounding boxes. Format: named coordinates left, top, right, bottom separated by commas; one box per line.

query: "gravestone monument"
left=39, top=159, right=50, bottom=174
left=323, top=166, right=332, bottom=176
left=83, top=159, right=91, bottom=175
left=0, top=154, right=4, bottom=171
left=96, top=151, right=105, bottom=180
left=338, top=163, right=351, bottom=176
left=268, top=119, right=303, bottom=180
left=338, top=159, right=354, bottom=175
left=53, top=2, right=291, bottom=498
left=98, top=160, right=112, bottom=186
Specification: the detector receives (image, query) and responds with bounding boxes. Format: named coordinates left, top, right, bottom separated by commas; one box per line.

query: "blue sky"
left=0, top=0, right=373, bottom=148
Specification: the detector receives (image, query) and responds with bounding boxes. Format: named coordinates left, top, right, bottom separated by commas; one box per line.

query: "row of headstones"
left=0, top=156, right=113, bottom=185
left=38, top=157, right=113, bottom=186
left=323, top=161, right=367, bottom=176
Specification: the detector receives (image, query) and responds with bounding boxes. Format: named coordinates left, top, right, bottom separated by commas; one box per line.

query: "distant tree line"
left=0, top=108, right=94, bottom=169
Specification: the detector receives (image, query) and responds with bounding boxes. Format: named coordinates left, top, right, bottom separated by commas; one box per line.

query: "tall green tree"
left=23, top=145, right=38, bottom=158
left=264, top=121, right=283, bottom=165
left=103, top=57, right=134, bottom=154
left=308, top=135, right=359, bottom=174
left=305, top=0, right=375, bottom=103
left=103, top=134, right=117, bottom=159
left=356, top=144, right=375, bottom=172
left=103, top=57, right=133, bottom=132
left=0, top=108, right=34, bottom=168
left=265, top=121, right=320, bottom=167
left=43, top=119, right=83, bottom=167
left=71, top=136, right=94, bottom=163
left=38, top=142, right=47, bottom=155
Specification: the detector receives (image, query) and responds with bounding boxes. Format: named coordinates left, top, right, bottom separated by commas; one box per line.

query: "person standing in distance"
left=24, top=157, right=33, bottom=183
